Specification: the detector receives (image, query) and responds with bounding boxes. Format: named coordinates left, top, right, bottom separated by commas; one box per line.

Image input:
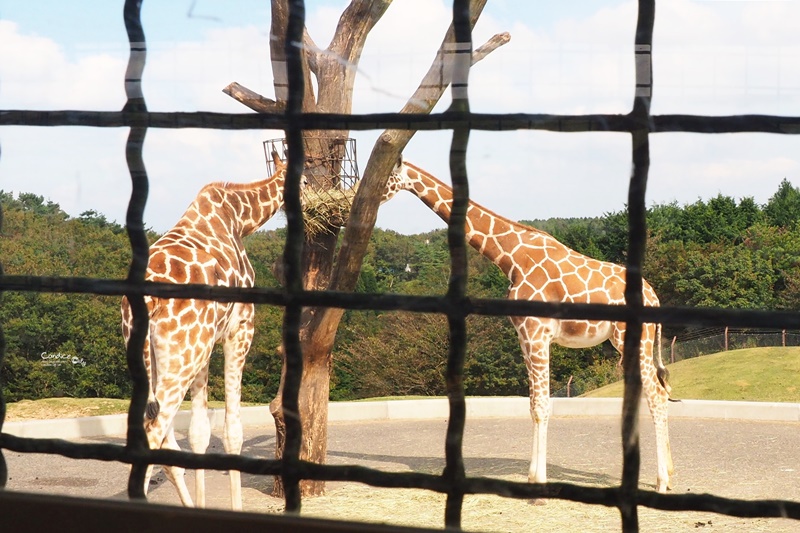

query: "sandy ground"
left=4, top=416, right=799, bottom=532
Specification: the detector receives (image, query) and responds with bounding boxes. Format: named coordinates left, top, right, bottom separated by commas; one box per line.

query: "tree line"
left=1, top=180, right=799, bottom=403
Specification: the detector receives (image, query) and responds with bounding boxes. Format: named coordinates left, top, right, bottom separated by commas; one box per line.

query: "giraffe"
left=381, top=157, right=674, bottom=493
left=120, top=153, right=301, bottom=509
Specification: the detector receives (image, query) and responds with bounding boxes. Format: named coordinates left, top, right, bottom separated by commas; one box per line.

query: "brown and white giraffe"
left=121, top=154, right=300, bottom=509
left=381, top=157, right=674, bottom=493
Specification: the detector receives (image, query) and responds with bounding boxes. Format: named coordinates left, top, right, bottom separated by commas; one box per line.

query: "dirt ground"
left=4, top=416, right=799, bottom=532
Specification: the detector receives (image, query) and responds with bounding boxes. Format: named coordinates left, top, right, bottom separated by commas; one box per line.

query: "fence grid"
left=1, top=1, right=799, bottom=532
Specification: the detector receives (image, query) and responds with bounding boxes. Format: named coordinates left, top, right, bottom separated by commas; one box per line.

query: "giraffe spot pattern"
left=384, top=158, right=673, bottom=491
left=119, top=162, right=293, bottom=507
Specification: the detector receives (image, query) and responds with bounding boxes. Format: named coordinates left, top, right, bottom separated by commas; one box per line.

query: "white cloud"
left=0, top=126, right=130, bottom=224
left=649, top=134, right=800, bottom=208
left=1, top=1, right=798, bottom=236
left=0, top=21, right=127, bottom=110
left=464, top=2, right=638, bottom=115
left=653, top=0, right=800, bottom=115
left=341, top=0, right=454, bottom=113
left=0, top=20, right=281, bottom=231
left=143, top=24, right=274, bottom=112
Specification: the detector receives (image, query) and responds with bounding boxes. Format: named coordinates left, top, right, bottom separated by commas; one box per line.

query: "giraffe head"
left=380, top=154, right=418, bottom=204
left=271, top=150, right=309, bottom=205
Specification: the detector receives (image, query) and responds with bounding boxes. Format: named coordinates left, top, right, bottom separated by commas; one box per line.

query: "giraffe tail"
left=144, top=323, right=160, bottom=422
left=145, top=399, right=160, bottom=421
left=655, top=323, right=679, bottom=402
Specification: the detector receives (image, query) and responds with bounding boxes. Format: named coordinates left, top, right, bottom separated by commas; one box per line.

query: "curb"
left=3, top=397, right=798, bottom=440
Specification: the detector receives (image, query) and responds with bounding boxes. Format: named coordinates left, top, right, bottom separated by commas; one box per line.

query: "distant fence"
left=668, top=327, right=800, bottom=363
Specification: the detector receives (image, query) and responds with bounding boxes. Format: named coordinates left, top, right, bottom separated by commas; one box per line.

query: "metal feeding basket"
left=264, top=137, right=360, bottom=236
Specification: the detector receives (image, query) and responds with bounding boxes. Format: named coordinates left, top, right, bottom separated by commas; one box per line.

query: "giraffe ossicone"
left=121, top=152, right=302, bottom=509
left=381, top=156, right=674, bottom=493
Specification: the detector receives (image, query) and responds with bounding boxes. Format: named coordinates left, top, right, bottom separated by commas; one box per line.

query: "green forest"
left=2, top=180, right=800, bottom=403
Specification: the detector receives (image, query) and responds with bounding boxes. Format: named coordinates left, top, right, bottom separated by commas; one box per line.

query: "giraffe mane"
left=402, top=160, right=558, bottom=241
left=205, top=180, right=264, bottom=191
left=202, top=172, right=283, bottom=192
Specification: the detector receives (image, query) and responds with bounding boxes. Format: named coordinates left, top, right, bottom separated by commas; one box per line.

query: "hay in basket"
left=301, top=183, right=359, bottom=238
left=263, top=137, right=361, bottom=238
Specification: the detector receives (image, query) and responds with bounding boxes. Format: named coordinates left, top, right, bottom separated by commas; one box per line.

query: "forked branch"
left=311, top=22, right=511, bottom=347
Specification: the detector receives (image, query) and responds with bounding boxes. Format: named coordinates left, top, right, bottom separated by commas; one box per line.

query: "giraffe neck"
left=184, top=173, right=286, bottom=238
left=402, top=162, right=534, bottom=277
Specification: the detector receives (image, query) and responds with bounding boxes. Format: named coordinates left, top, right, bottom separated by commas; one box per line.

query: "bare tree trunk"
left=269, top=344, right=331, bottom=497
left=270, top=221, right=340, bottom=496
left=265, top=0, right=391, bottom=498
left=226, top=0, right=506, bottom=498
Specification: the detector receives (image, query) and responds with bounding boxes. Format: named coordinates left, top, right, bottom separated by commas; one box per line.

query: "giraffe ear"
left=393, top=154, right=403, bottom=173
left=272, top=150, right=286, bottom=172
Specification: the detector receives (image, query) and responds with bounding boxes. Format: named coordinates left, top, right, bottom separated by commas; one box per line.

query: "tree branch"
left=329, top=0, right=392, bottom=65
left=304, top=28, right=321, bottom=75
left=222, top=82, right=285, bottom=114
left=271, top=0, right=317, bottom=111
left=310, top=0, right=509, bottom=347
left=222, top=1, right=511, bottom=353
left=473, top=32, right=511, bottom=64
left=400, top=29, right=511, bottom=114
left=316, top=0, right=392, bottom=114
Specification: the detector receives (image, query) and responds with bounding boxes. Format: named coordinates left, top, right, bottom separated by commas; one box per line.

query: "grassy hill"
left=583, top=346, right=800, bottom=402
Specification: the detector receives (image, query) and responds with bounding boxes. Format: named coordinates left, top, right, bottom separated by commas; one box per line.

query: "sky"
left=0, top=0, right=798, bottom=235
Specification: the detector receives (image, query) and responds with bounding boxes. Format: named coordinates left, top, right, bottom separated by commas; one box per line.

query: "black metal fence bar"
left=276, top=0, right=311, bottom=515
left=617, top=2, right=654, bottom=529
left=121, top=0, right=153, bottom=502
left=441, top=1, right=472, bottom=526
left=3, top=275, right=799, bottom=331
left=2, top=110, right=799, bottom=135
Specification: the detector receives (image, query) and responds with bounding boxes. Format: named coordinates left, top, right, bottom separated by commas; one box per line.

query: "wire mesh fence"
left=0, top=1, right=799, bottom=532
left=669, top=328, right=800, bottom=363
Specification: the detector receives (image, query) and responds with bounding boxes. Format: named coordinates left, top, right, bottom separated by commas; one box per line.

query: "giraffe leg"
left=222, top=376, right=244, bottom=512
left=647, top=396, right=672, bottom=491
left=514, top=318, right=552, bottom=486
left=144, top=395, right=195, bottom=507
left=161, top=427, right=195, bottom=506
left=222, top=309, right=253, bottom=511
left=142, top=463, right=156, bottom=497
left=644, top=376, right=672, bottom=492
left=188, top=365, right=211, bottom=508
left=638, top=325, right=674, bottom=493
left=124, top=302, right=175, bottom=502
left=146, top=322, right=201, bottom=507
left=527, top=357, right=551, bottom=486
